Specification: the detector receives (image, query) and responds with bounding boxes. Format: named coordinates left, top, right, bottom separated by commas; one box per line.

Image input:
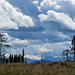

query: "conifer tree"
left=9, top=54, right=12, bottom=63
left=22, top=48, right=24, bottom=63
left=71, top=35, right=75, bottom=61
left=62, top=49, right=70, bottom=61
left=0, top=33, right=10, bottom=62
left=19, top=54, right=21, bottom=63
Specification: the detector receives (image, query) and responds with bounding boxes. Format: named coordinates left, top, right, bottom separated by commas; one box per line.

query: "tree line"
left=1, top=49, right=27, bottom=63
left=0, top=33, right=27, bottom=63
left=62, top=35, right=75, bottom=61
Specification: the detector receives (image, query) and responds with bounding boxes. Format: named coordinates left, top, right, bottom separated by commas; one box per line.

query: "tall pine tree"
left=62, top=49, right=70, bottom=61
left=71, top=35, right=75, bottom=61
left=0, top=33, right=10, bottom=63
left=22, top=48, right=24, bottom=63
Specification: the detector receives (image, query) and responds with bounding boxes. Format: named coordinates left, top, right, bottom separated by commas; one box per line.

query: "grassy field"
left=0, top=61, right=75, bottom=75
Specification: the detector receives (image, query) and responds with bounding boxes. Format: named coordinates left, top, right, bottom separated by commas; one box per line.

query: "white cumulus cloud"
left=38, top=0, right=60, bottom=12
left=38, top=10, right=75, bottom=30
left=37, top=0, right=75, bottom=12
left=0, top=0, right=34, bottom=29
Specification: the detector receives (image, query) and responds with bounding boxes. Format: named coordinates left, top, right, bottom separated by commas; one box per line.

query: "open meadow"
left=0, top=61, right=75, bottom=75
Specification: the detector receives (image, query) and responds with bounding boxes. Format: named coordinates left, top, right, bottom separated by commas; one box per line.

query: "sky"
left=0, top=0, right=75, bottom=60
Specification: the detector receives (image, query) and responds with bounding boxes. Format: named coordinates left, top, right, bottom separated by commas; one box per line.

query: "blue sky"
left=0, top=0, right=75, bottom=60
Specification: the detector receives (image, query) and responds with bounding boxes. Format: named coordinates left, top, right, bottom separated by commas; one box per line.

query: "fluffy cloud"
left=33, top=0, right=39, bottom=5
left=0, top=0, right=34, bottom=29
left=32, top=45, right=53, bottom=52
left=38, top=10, right=75, bottom=30
left=25, top=55, right=41, bottom=60
left=3, top=33, right=28, bottom=46
left=37, top=0, right=60, bottom=12
left=37, top=0, right=75, bottom=12
left=10, top=38, right=28, bottom=45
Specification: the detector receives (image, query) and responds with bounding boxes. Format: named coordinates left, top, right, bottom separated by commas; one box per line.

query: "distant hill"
left=44, top=56, right=66, bottom=62
left=25, top=56, right=67, bottom=63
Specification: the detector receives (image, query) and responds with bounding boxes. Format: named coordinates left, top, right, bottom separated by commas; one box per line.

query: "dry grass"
left=0, top=61, right=75, bottom=75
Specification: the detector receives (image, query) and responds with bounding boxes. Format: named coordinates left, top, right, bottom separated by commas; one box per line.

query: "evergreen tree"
left=62, top=49, right=70, bottom=61
left=15, top=55, right=17, bottom=63
left=0, top=33, right=10, bottom=63
left=9, top=54, right=13, bottom=63
left=11, top=55, right=14, bottom=63
left=71, top=35, right=75, bottom=61
left=22, top=49, right=24, bottom=63
left=6, top=59, right=8, bottom=63
left=18, top=54, right=21, bottom=63
left=14, top=55, right=16, bottom=63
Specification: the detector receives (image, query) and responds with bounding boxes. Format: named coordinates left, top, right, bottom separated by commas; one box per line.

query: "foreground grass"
left=0, top=61, right=75, bottom=75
